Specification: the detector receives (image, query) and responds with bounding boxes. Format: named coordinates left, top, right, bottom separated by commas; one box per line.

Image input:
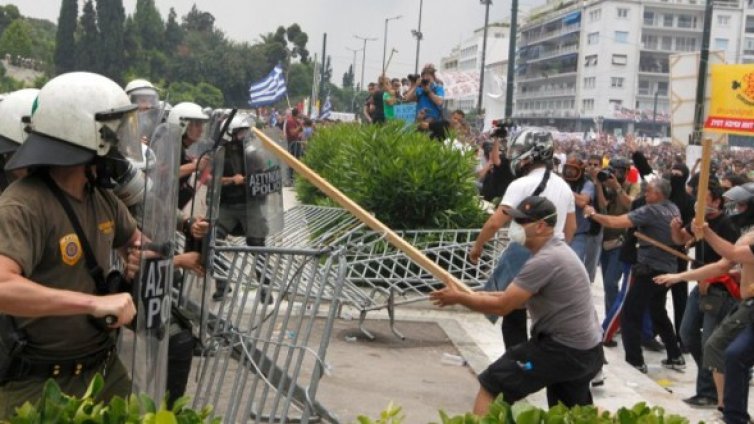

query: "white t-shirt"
left=500, top=167, right=576, bottom=240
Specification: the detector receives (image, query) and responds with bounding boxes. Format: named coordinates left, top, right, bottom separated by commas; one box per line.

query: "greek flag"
left=248, top=65, right=287, bottom=107
left=319, top=96, right=332, bottom=120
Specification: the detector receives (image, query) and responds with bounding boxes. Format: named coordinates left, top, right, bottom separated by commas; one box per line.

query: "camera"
left=421, top=78, right=430, bottom=86
left=490, top=119, right=512, bottom=139
left=597, top=167, right=615, bottom=182
left=407, top=74, right=419, bottom=83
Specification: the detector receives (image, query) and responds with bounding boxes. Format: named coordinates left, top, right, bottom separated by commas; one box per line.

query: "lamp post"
left=478, top=0, right=492, bottom=114
left=382, top=15, right=402, bottom=74
left=354, top=34, right=377, bottom=92
left=505, top=0, right=519, bottom=118
left=411, top=0, right=424, bottom=74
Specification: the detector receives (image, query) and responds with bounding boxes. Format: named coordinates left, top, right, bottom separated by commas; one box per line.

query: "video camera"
left=597, top=167, right=616, bottom=182
left=490, top=119, right=513, bottom=139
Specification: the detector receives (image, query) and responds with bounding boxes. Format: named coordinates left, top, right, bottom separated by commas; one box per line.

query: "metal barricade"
left=187, top=245, right=346, bottom=423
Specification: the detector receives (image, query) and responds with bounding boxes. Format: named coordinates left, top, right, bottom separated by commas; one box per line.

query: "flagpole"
left=285, top=53, right=292, bottom=110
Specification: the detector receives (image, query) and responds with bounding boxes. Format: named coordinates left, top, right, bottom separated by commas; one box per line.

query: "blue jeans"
left=724, top=324, right=754, bottom=424
left=484, top=242, right=532, bottom=347
left=570, top=232, right=603, bottom=283
left=680, top=286, right=738, bottom=401
left=600, top=247, right=623, bottom=315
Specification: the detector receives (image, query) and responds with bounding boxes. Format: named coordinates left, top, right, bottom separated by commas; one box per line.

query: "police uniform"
left=0, top=173, right=137, bottom=416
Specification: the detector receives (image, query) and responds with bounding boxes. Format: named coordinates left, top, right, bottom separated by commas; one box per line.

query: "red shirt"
left=285, top=116, right=302, bottom=142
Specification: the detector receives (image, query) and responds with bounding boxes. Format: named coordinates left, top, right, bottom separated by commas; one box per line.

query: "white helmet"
left=167, top=102, right=209, bottom=138
left=6, top=72, right=140, bottom=170
left=226, top=115, right=250, bottom=136
left=0, top=88, right=39, bottom=153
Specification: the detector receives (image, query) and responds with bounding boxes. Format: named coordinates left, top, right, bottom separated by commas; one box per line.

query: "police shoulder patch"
left=59, top=233, right=82, bottom=266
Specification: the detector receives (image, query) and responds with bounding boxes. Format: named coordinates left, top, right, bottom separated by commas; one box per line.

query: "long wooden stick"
left=252, top=127, right=474, bottom=294
left=635, top=231, right=699, bottom=264
left=694, top=138, right=713, bottom=240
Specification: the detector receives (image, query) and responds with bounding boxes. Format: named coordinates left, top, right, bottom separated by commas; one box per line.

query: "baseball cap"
left=504, top=196, right=557, bottom=225
left=724, top=183, right=754, bottom=203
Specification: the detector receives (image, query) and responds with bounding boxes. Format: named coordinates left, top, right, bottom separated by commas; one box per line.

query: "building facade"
left=514, top=0, right=748, bottom=137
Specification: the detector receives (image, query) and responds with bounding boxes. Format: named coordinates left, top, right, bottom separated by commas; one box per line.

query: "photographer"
left=405, top=65, right=445, bottom=121
left=593, top=156, right=639, bottom=321
left=478, top=123, right=515, bottom=202
left=564, top=154, right=601, bottom=283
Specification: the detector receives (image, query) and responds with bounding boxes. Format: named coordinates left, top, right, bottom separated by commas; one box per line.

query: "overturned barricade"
left=185, top=245, right=346, bottom=423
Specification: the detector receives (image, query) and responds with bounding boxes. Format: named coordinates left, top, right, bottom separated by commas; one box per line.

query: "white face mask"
left=508, top=221, right=527, bottom=245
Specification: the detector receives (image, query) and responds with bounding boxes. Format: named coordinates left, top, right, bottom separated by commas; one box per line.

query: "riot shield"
left=244, top=131, right=284, bottom=242
left=130, top=122, right=181, bottom=401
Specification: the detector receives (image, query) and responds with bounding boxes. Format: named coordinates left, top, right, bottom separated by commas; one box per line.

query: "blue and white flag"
left=319, top=96, right=332, bottom=120
left=248, top=65, right=287, bottom=107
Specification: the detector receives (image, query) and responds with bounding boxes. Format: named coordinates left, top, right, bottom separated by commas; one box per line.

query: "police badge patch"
left=59, top=233, right=82, bottom=266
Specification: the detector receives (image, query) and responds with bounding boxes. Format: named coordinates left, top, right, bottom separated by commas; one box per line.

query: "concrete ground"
left=275, top=186, right=752, bottom=423
left=178, top=185, right=749, bottom=422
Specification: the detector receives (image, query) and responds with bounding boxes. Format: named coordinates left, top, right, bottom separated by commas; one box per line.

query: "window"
left=588, top=32, right=600, bottom=45
left=589, top=9, right=601, bottom=21
left=638, top=80, right=650, bottom=95
left=611, top=77, right=624, bottom=88
left=643, top=10, right=655, bottom=25
left=582, top=98, right=595, bottom=111
left=657, top=81, right=668, bottom=96
left=661, top=36, right=673, bottom=50
left=745, top=37, right=754, bottom=55
left=612, top=54, right=628, bottom=65
left=676, top=36, right=697, bottom=51
left=718, top=15, right=731, bottom=26
left=747, top=16, right=754, bottom=33
left=609, top=99, right=623, bottom=109
left=715, top=38, right=729, bottom=50
left=678, top=14, right=696, bottom=28
left=663, top=14, right=674, bottom=27
left=615, top=31, right=629, bottom=43
left=584, top=77, right=596, bottom=89
left=642, top=34, right=658, bottom=49
left=585, top=54, right=598, bottom=66
left=617, top=8, right=629, bottom=18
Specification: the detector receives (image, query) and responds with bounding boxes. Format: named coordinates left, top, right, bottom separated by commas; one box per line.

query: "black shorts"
left=478, top=334, right=603, bottom=407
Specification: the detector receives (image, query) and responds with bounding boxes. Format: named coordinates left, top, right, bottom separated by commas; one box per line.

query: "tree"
left=286, top=23, right=309, bottom=63
left=163, top=8, right=183, bottom=53
left=76, top=0, right=99, bottom=72
left=97, top=0, right=126, bottom=82
left=342, top=64, right=354, bottom=89
left=182, top=5, right=214, bottom=33
left=133, top=0, right=164, bottom=50
left=54, top=0, right=77, bottom=74
left=0, top=5, right=20, bottom=35
left=0, top=20, right=33, bottom=58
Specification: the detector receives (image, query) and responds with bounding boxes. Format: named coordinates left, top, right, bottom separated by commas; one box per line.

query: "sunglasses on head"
left=514, top=212, right=557, bottom=225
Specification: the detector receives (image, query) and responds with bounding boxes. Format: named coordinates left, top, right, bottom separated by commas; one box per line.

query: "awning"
left=563, top=11, right=581, bottom=25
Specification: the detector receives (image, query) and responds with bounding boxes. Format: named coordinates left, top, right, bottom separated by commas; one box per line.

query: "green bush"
left=357, top=396, right=692, bottom=424
left=2, top=374, right=220, bottom=424
left=295, top=122, right=486, bottom=230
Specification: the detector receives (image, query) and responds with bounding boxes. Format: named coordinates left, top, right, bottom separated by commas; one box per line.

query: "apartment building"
left=514, top=0, right=747, bottom=137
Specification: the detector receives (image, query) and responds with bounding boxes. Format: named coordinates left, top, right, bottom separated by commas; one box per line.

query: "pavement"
left=176, top=184, right=749, bottom=421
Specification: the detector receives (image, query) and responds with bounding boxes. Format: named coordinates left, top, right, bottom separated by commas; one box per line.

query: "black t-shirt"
left=178, top=144, right=194, bottom=210
left=481, top=156, right=515, bottom=202
left=220, top=140, right=246, bottom=205
left=687, top=213, right=740, bottom=267
left=372, top=90, right=386, bottom=123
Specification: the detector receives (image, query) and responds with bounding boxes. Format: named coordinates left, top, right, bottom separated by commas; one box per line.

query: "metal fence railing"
left=184, top=245, right=347, bottom=423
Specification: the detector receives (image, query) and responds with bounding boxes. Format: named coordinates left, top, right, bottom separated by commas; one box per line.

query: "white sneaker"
left=591, top=370, right=605, bottom=387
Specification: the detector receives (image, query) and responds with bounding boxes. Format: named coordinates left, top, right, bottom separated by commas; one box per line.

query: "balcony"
left=517, top=88, right=577, bottom=99
left=521, top=24, right=581, bottom=46
left=521, top=45, right=579, bottom=64
left=517, top=71, right=578, bottom=83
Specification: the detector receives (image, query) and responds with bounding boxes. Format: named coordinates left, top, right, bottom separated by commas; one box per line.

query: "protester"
left=404, top=64, right=444, bottom=122
left=433, top=196, right=602, bottom=413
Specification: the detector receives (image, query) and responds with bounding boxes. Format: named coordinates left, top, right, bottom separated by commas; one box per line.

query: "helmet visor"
left=137, top=107, right=161, bottom=144
left=113, top=110, right=144, bottom=163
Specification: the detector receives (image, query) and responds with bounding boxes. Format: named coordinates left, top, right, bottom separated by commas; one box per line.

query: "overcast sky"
left=5, top=0, right=545, bottom=86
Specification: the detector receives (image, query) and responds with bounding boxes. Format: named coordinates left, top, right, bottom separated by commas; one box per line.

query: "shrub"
left=358, top=396, right=691, bottom=424
left=295, top=122, right=486, bottom=230
left=3, top=374, right=220, bottom=424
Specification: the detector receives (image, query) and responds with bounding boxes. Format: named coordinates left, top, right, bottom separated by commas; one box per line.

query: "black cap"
left=504, top=196, right=557, bottom=225
left=4, top=131, right=95, bottom=170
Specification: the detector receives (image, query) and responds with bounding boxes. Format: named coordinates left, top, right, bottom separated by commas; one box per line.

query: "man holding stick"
left=583, top=178, right=684, bottom=373
left=432, top=196, right=602, bottom=414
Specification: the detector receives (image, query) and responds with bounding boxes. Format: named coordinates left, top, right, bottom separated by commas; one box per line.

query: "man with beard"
left=564, top=154, right=601, bottom=282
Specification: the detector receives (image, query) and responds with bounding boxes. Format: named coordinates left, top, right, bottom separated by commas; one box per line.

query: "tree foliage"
left=76, top=0, right=99, bottom=72
left=54, top=0, right=77, bottom=74
left=0, top=19, right=33, bottom=58
left=96, top=0, right=126, bottom=83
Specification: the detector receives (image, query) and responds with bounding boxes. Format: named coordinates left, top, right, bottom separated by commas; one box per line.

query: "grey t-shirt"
left=512, top=238, right=602, bottom=350
left=627, top=200, right=680, bottom=273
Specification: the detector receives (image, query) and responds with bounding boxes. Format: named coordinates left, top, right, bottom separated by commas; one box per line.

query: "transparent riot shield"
left=197, top=144, right=225, bottom=344
left=130, top=122, right=181, bottom=401
left=244, top=131, right=284, bottom=242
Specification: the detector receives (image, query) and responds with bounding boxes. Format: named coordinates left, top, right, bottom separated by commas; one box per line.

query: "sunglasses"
left=513, top=211, right=557, bottom=225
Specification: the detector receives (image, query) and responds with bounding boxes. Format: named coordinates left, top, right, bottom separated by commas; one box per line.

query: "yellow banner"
left=705, top=64, right=754, bottom=135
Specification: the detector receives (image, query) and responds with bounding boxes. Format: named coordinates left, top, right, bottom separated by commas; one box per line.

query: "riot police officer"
left=0, top=88, right=39, bottom=189
left=0, top=72, right=142, bottom=416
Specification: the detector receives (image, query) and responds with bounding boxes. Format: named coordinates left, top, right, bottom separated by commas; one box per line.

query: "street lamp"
left=412, top=0, right=424, bottom=74
left=478, top=0, right=492, bottom=114
left=382, top=15, right=402, bottom=74
left=354, top=34, right=377, bottom=92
